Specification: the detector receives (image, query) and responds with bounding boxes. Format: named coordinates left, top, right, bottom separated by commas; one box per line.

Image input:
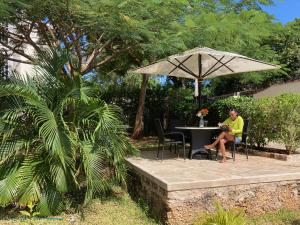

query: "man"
left=204, top=109, right=244, bottom=163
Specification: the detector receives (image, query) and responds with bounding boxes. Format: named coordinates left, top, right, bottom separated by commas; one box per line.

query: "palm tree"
left=0, top=50, right=136, bottom=215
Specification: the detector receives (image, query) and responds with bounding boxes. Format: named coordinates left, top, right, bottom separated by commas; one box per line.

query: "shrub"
left=271, top=93, right=300, bottom=153
left=210, top=96, right=255, bottom=121
left=249, top=97, right=275, bottom=149
left=193, top=203, right=247, bottom=225
left=210, top=96, right=273, bottom=148
left=211, top=94, right=300, bottom=152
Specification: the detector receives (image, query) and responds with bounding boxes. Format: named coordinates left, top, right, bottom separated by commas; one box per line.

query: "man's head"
left=229, top=108, right=238, bottom=120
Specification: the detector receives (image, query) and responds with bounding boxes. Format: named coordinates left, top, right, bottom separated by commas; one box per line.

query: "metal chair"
left=167, top=119, right=191, bottom=146
left=216, top=119, right=250, bottom=161
left=154, top=119, right=186, bottom=161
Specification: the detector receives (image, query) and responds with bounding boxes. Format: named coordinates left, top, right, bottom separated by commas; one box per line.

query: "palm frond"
left=81, top=140, right=108, bottom=204
left=0, top=166, right=20, bottom=206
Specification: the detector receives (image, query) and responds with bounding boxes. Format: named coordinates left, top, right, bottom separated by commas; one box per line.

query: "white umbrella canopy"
left=132, top=47, right=280, bottom=81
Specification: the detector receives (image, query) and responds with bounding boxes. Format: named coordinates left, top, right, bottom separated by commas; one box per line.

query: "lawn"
left=1, top=187, right=300, bottom=225
left=0, top=189, right=159, bottom=225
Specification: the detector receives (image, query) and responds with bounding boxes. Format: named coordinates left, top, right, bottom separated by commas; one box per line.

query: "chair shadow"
left=292, top=219, right=300, bottom=225
left=138, top=146, right=213, bottom=161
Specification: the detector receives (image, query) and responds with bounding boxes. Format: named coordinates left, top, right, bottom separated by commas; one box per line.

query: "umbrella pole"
left=198, top=80, right=202, bottom=108
left=197, top=54, right=202, bottom=108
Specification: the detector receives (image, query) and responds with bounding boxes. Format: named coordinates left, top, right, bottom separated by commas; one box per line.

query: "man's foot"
left=204, top=144, right=215, bottom=150
left=219, top=158, right=227, bottom=163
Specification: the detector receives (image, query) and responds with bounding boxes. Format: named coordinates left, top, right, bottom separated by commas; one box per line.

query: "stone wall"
left=127, top=170, right=169, bottom=222
left=128, top=169, right=300, bottom=225
left=168, top=181, right=300, bottom=225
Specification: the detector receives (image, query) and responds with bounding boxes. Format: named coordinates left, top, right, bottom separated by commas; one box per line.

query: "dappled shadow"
left=135, top=147, right=213, bottom=162
left=292, top=219, right=300, bottom=225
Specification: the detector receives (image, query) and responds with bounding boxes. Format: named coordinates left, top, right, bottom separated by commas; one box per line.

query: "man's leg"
left=219, top=138, right=227, bottom=162
left=219, top=133, right=235, bottom=163
left=204, top=132, right=226, bottom=149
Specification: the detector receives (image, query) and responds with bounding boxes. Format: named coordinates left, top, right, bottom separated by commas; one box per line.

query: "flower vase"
left=199, top=116, right=204, bottom=127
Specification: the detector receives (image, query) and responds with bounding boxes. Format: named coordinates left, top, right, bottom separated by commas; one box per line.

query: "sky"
left=261, top=0, right=300, bottom=24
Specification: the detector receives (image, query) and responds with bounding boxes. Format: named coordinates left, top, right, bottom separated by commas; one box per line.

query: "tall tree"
left=266, top=19, right=300, bottom=80
left=0, top=0, right=188, bottom=76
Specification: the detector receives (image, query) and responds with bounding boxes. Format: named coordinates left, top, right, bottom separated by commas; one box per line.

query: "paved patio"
left=127, top=150, right=300, bottom=224
left=126, top=150, right=300, bottom=191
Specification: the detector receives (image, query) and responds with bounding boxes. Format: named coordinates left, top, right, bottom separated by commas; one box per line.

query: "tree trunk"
left=132, top=74, right=149, bottom=139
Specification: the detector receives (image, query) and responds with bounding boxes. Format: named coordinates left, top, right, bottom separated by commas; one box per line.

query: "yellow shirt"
left=223, top=116, right=244, bottom=138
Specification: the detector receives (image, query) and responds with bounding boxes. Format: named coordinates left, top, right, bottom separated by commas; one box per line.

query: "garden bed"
left=249, top=149, right=300, bottom=161
left=236, top=144, right=300, bottom=161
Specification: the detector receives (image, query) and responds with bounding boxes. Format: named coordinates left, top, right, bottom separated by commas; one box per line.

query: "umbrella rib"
left=202, top=55, right=225, bottom=77
left=203, top=57, right=236, bottom=78
left=168, top=55, right=193, bottom=75
left=208, top=54, right=234, bottom=72
left=174, top=58, right=195, bottom=76
left=167, top=59, right=198, bottom=79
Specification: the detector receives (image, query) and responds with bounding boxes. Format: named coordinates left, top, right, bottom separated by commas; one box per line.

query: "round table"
left=175, top=126, right=220, bottom=159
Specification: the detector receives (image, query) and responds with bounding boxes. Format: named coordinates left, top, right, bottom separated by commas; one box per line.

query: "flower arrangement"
left=196, top=108, right=209, bottom=117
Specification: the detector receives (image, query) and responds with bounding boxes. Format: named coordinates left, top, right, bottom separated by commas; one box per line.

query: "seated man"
left=204, top=108, right=244, bottom=163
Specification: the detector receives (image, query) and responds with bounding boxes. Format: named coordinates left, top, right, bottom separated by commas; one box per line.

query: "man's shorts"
left=235, top=136, right=242, bottom=144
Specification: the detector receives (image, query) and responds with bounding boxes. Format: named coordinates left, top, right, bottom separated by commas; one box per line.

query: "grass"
left=130, top=136, right=158, bottom=151
left=1, top=188, right=300, bottom=225
left=193, top=208, right=300, bottom=225
left=249, top=209, right=300, bottom=225
left=0, top=189, right=160, bottom=225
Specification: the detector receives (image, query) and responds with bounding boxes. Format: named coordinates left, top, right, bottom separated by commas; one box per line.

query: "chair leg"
left=169, top=144, right=172, bottom=152
left=215, top=149, right=219, bottom=161
left=157, top=143, right=160, bottom=159
left=161, top=145, right=165, bottom=161
left=183, top=143, right=186, bottom=160
left=233, top=144, right=236, bottom=162
left=246, top=143, right=248, bottom=160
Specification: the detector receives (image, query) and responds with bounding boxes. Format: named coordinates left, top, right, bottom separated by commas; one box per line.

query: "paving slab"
left=126, top=151, right=300, bottom=191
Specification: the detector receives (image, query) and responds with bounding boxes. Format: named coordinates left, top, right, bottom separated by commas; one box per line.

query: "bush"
left=193, top=203, right=247, bottom=225
left=271, top=94, right=300, bottom=153
left=211, top=94, right=300, bottom=152
left=249, top=97, right=275, bottom=149
left=209, top=96, right=272, bottom=148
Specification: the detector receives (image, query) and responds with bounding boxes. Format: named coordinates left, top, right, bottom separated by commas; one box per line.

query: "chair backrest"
left=154, top=119, right=165, bottom=143
left=242, top=119, right=250, bottom=143
left=168, top=119, right=185, bottom=130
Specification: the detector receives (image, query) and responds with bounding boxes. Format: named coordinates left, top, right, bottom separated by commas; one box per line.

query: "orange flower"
left=196, top=108, right=209, bottom=117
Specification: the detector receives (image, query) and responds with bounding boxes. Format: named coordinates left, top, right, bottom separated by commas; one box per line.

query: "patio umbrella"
left=131, top=47, right=280, bottom=106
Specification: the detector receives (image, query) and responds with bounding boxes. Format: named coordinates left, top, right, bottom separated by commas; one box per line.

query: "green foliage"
left=211, top=94, right=300, bottom=152
left=270, top=94, right=300, bottom=153
left=19, top=201, right=40, bottom=219
left=210, top=96, right=255, bottom=121
left=249, top=98, right=275, bottom=148
left=162, top=87, right=198, bottom=124
left=209, top=96, right=270, bottom=147
left=193, top=203, right=247, bottom=225
left=265, top=19, right=300, bottom=81
left=0, top=50, right=137, bottom=215
left=0, top=0, right=190, bottom=75
left=250, top=208, right=300, bottom=225
left=101, top=83, right=198, bottom=133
